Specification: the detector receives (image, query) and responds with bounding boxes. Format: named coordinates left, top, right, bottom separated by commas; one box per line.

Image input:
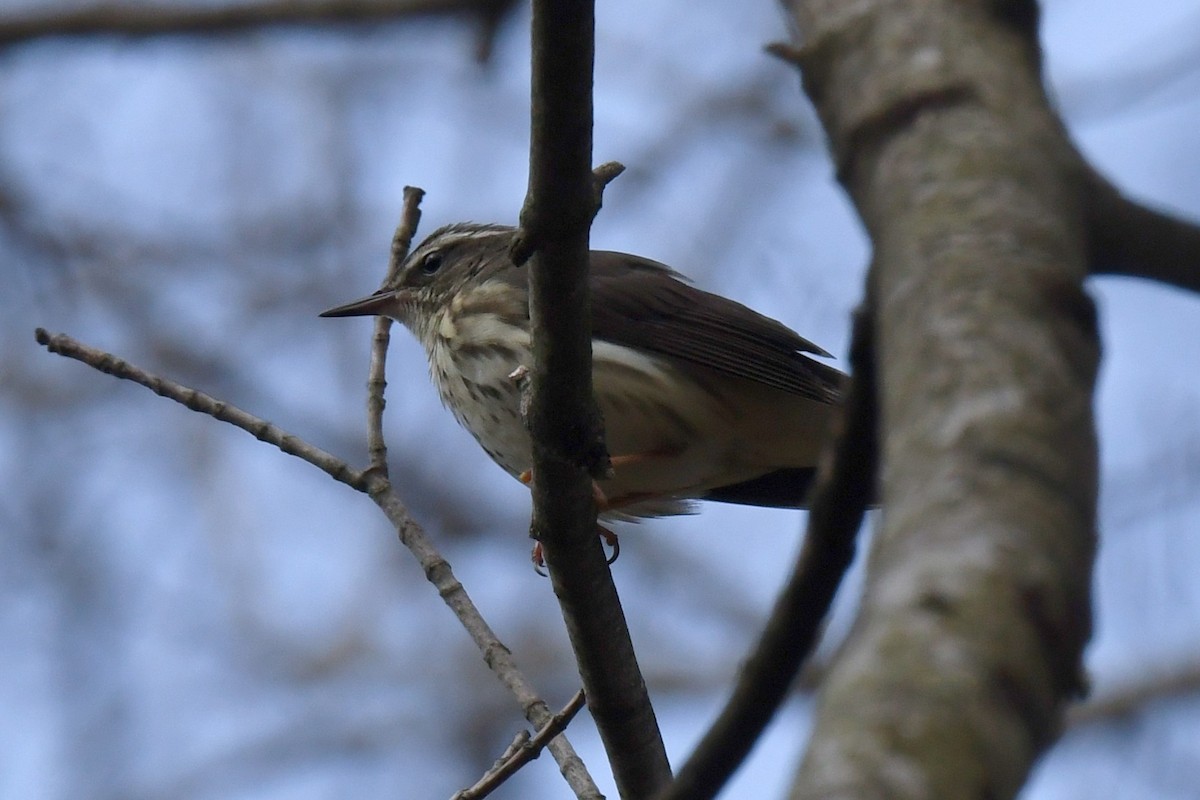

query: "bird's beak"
left=319, top=289, right=397, bottom=318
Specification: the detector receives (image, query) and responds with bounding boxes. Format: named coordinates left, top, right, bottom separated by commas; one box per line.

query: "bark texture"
left=781, top=2, right=1100, bottom=798
left=520, top=1, right=671, bottom=797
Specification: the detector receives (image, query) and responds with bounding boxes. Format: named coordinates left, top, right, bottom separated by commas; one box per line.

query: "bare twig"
left=590, top=161, right=626, bottom=215
left=35, top=328, right=371, bottom=488
left=1067, top=664, right=1200, bottom=728
left=656, top=306, right=876, bottom=800
left=33, top=327, right=602, bottom=799
left=518, top=0, right=672, bottom=795
left=453, top=690, right=588, bottom=800
left=367, top=185, right=425, bottom=474
left=386, top=186, right=427, bottom=287
left=368, top=312, right=394, bottom=475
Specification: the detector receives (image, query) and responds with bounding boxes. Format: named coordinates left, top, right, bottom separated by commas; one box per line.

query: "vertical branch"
left=367, top=185, right=425, bottom=474
left=516, top=0, right=671, bottom=796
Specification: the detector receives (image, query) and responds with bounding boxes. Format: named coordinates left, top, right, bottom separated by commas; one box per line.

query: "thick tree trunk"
left=781, top=2, right=1100, bottom=798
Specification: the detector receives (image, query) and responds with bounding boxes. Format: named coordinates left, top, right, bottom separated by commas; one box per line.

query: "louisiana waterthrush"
left=321, top=222, right=844, bottom=520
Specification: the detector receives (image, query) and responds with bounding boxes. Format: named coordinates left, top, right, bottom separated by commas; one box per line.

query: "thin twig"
left=33, top=327, right=602, bottom=799
left=367, top=185, right=425, bottom=473
left=590, top=161, right=626, bottom=216
left=453, top=690, right=588, bottom=800
left=34, top=328, right=370, bottom=489
left=654, top=306, right=876, bottom=800
left=368, top=313, right=394, bottom=475
left=387, top=186, right=427, bottom=286
left=363, top=481, right=602, bottom=798
left=1067, top=664, right=1200, bottom=728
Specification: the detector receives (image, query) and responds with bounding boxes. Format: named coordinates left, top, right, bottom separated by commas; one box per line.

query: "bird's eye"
left=420, top=250, right=444, bottom=275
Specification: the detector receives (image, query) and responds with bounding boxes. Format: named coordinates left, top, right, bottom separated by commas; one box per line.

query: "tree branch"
left=779, top=1, right=1100, bottom=797
left=1066, top=663, right=1200, bottom=728
left=518, top=1, right=671, bottom=797
left=35, top=328, right=371, bottom=488
left=367, top=185, right=426, bottom=474
left=33, top=327, right=602, bottom=799
left=1085, top=166, right=1200, bottom=294
left=0, top=0, right=518, bottom=61
left=657, top=307, right=877, bottom=800
left=453, top=689, right=588, bottom=800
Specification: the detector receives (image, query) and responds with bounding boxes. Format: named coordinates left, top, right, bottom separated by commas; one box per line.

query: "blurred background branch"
left=0, top=0, right=520, bottom=60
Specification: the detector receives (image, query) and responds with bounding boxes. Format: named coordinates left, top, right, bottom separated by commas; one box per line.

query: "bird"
left=321, top=222, right=844, bottom=522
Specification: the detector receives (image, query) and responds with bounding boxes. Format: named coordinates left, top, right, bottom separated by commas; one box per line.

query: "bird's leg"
left=530, top=525, right=619, bottom=573
left=520, top=449, right=678, bottom=506
left=607, top=452, right=661, bottom=470
left=522, top=470, right=621, bottom=571
left=518, top=468, right=609, bottom=505
left=521, top=447, right=682, bottom=571
left=520, top=469, right=645, bottom=509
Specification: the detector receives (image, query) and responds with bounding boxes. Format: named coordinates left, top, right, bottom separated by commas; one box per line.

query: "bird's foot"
left=530, top=525, right=620, bottom=575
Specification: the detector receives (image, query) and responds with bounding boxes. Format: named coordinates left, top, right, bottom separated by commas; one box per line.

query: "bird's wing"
left=588, top=251, right=844, bottom=404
